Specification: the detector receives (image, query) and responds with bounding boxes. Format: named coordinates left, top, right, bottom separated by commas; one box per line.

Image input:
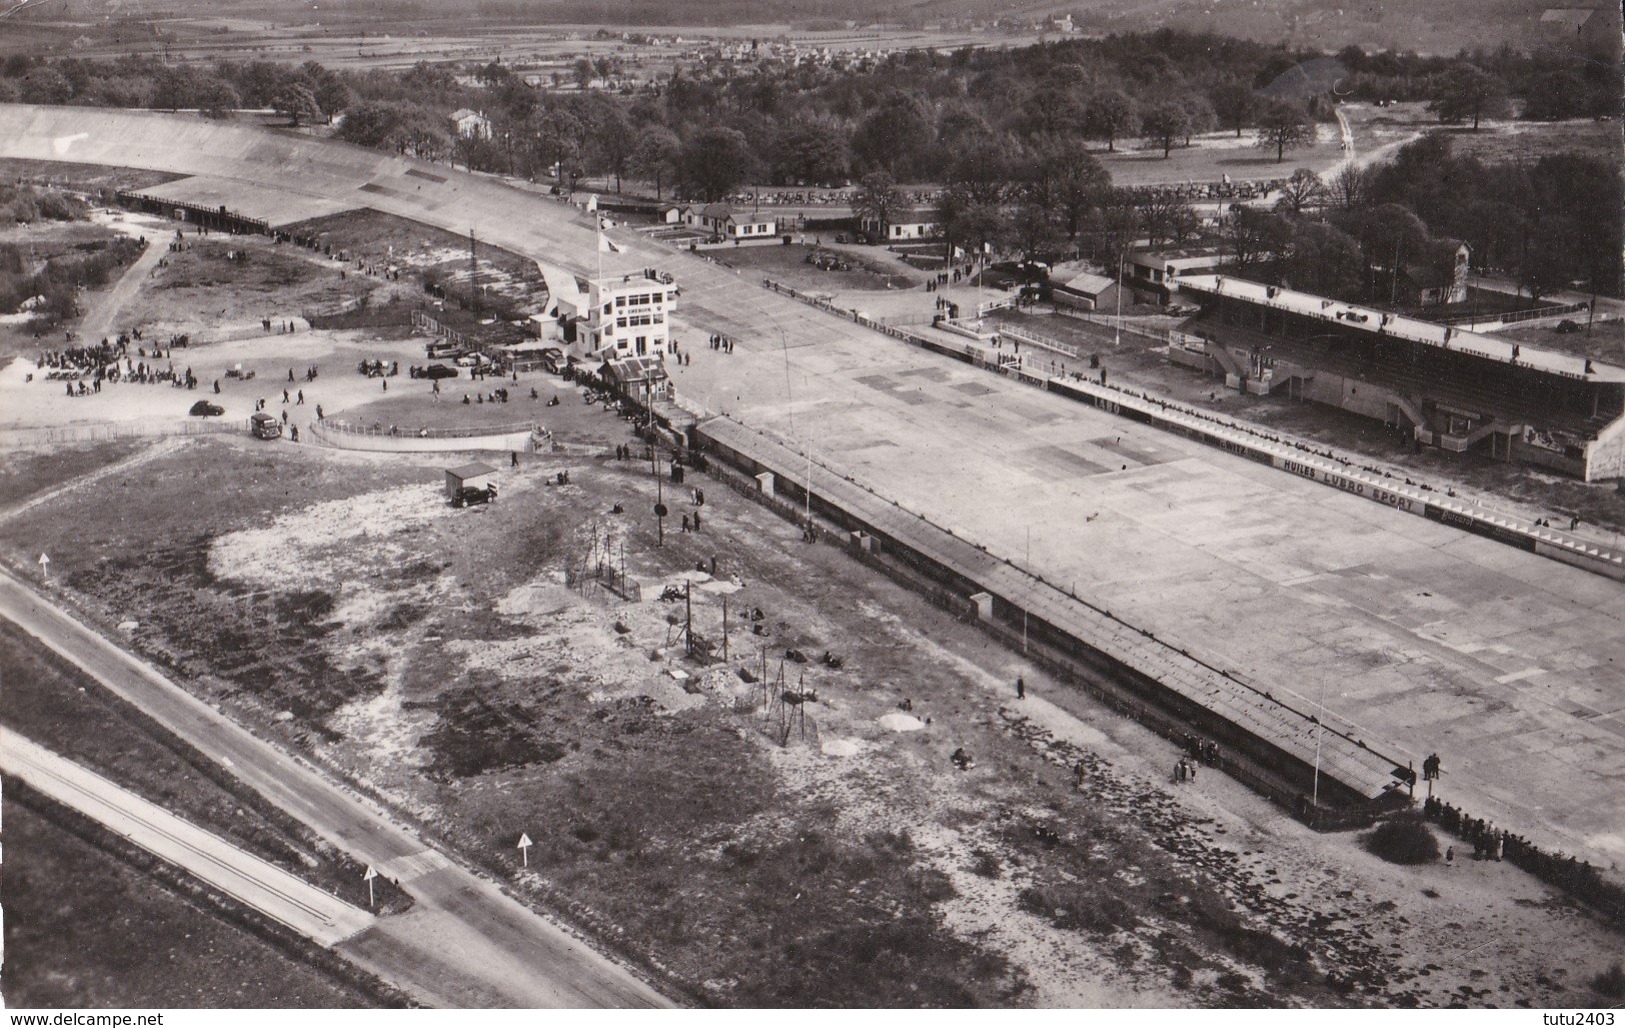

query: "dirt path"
left=75, top=223, right=168, bottom=344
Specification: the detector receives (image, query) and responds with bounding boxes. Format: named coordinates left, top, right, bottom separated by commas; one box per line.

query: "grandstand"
left=1178, top=275, right=1625, bottom=481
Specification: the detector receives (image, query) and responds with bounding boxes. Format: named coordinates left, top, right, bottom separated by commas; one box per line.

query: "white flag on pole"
left=598, top=232, right=623, bottom=254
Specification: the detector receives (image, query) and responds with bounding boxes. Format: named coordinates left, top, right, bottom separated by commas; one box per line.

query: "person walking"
left=296, top=390, right=305, bottom=405
left=1016, top=675, right=1026, bottom=700
left=510, top=450, right=519, bottom=468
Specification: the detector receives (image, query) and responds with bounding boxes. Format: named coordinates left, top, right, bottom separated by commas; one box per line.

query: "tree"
left=1254, top=99, right=1316, bottom=163
left=1010, top=203, right=1062, bottom=262
left=1135, top=190, right=1193, bottom=248
left=1018, top=86, right=1087, bottom=139
left=271, top=84, right=322, bottom=128
left=1210, top=81, right=1259, bottom=137
left=1327, top=164, right=1370, bottom=212
left=1521, top=69, right=1588, bottom=122
left=851, top=93, right=933, bottom=177
left=1275, top=168, right=1328, bottom=216
left=853, top=171, right=907, bottom=241
left=1181, top=95, right=1217, bottom=147
left=1283, top=219, right=1364, bottom=297
left=1355, top=202, right=1432, bottom=302
left=588, top=102, right=636, bottom=192
left=944, top=134, right=1015, bottom=206
left=335, top=101, right=406, bottom=149
left=1221, top=205, right=1283, bottom=271
left=1084, top=89, right=1136, bottom=152
left=773, top=120, right=849, bottom=186
left=1081, top=196, right=1140, bottom=269
left=628, top=125, right=681, bottom=199
left=676, top=126, right=760, bottom=202
left=951, top=202, right=1011, bottom=262
left=1029, top=137, right=1111, bottom=237
left=1426, top=63, right=1509, bottom=131
left=18, top=66, right=72, bottom=105
left=312, top=77, right=353, bottom=125
left=1140, top=100, right=1190, bottom=158
left=573, top=58, right=594, bottom=91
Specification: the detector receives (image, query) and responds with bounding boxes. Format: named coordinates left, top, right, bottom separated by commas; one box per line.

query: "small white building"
left=449, top=108, right=493, bottom=140
left=860, top=207, right=939, bottom=242
left=658, top=203, right=684, bottom=224
left=684, top=202, right=777, bottom=240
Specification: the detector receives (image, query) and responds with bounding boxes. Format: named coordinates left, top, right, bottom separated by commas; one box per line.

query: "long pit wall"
left=693, top=415, right=1413, bottom=810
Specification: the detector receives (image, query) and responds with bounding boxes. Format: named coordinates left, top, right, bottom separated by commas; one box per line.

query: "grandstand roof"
left=1180, top=275, right=1625, bottom=384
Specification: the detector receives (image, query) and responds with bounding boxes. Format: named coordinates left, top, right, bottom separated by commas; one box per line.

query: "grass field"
left=0, top=438, right=146, bottom=509
left=2, top=786, right=387, bottom=1008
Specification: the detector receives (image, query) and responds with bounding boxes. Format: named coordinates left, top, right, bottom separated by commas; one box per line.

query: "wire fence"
left=317, top=418, right=541, bottom=440
left=0, top=418, right=247, bottom=447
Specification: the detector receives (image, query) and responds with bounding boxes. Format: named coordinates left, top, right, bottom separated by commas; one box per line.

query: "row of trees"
left=1207, top=135, right=1621, bottom=303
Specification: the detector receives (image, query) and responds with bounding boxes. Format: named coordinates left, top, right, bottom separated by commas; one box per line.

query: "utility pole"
left=1114, top=252, right=1124, bottom=348
left=684, top=579, right=693, bottom=656
left=469, top=228, right=479, bottom=315
left=722, top=594, right=729, bottom=662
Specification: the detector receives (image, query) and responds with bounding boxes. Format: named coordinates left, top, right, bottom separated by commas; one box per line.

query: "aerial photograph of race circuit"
left=0, top=0, right=1621, bottom=1015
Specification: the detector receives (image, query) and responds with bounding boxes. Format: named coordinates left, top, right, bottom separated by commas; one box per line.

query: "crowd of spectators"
left=1424, top=795, right=1625, bottom=924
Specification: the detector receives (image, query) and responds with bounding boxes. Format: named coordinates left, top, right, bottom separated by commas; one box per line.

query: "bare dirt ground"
left=2, top=435, right=1620, bottom=1007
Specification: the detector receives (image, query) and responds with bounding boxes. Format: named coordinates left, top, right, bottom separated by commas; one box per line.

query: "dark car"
left=422, top=363, right=459, bottom=380
left=1555, top=319, right=1581, bottom=334
left=451, top=484, right=496, bottom=508
left=189, top=400, right=225, bottom=417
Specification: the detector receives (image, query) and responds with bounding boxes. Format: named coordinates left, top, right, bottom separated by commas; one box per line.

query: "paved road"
left=2, top=725, right=374, bottom=946
left=0, top=568, right=671, bottom=1009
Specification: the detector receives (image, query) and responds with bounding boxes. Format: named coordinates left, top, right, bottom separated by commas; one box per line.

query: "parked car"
left=189, top=400, right=225, bottom=417
left=249, top=412, right=283, bottom=439
left=451, top=483, right=497, bottom=508
left=422, top=363, right=459, bottom=380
